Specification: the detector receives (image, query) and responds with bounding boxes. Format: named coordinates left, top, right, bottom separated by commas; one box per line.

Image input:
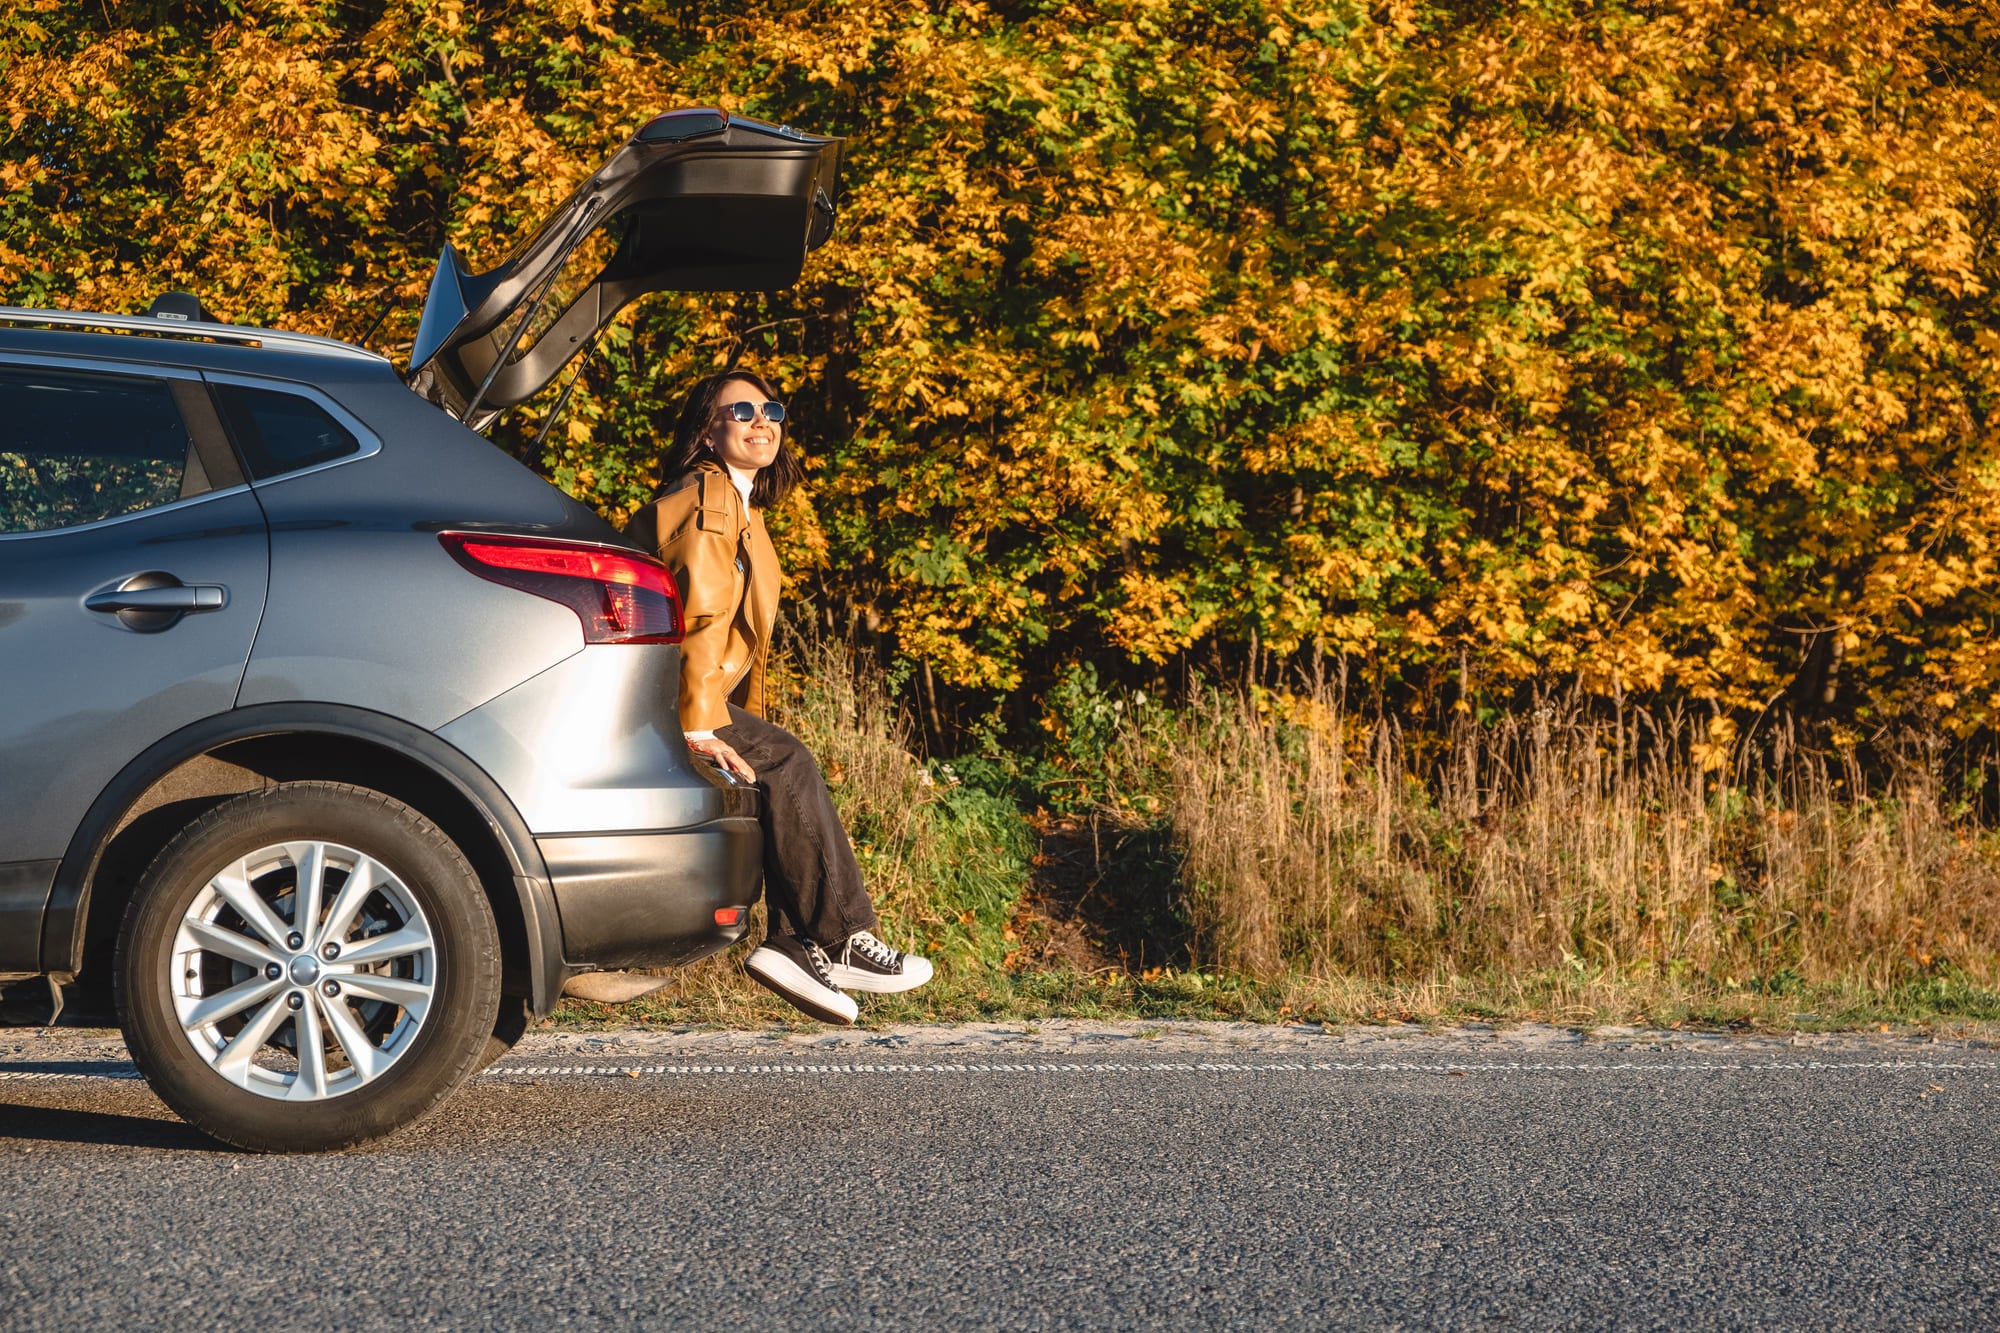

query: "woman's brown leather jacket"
left=625, top=459, right=780, bottom=733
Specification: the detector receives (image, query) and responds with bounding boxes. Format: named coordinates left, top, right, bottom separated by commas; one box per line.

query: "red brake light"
left=440, top=533, right=683, bottom=644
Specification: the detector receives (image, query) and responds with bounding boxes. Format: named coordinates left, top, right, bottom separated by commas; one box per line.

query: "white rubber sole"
left=745, top=947, right=858, bottom=1025
left=826, top=954, right=935, bottom=994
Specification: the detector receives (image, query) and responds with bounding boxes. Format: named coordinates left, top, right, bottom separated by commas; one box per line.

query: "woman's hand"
left=688, top=736, right=757, bottom=785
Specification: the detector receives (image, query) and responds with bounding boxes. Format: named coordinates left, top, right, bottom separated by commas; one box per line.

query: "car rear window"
left=214, top=383, right=360, bottom=480
left=0, top=368, right=197, bottom=534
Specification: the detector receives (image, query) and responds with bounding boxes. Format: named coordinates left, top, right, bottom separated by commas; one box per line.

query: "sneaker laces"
left=799, top=937, right=841, bottom=988
left=845, top=930, right=903, bottom=970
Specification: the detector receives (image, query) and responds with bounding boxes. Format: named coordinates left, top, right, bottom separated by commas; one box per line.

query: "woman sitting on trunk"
left=624, top=367, right=932, bottom=1024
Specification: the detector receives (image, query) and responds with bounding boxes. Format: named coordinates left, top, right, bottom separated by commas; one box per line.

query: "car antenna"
left=461, top=195, right=606, bottom=430
left=352, top=291, right=397, bottom=353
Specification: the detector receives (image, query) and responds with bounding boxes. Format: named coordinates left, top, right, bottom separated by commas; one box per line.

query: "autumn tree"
left=5, top=0, right=1999, bottom=732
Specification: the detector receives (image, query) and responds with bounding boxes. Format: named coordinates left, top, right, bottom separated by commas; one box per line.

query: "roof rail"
left=0, top=306, right=389, bottom=364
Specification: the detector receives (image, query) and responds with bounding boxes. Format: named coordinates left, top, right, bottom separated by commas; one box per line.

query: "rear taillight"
left=440, top=533, right=683, bottom=644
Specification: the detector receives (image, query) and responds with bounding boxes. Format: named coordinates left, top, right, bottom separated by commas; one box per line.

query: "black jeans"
left=716, top=704, right=879, bottom=946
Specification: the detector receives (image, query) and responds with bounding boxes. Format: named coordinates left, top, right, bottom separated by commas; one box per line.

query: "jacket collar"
left=695, top=456, right=757, bottom=516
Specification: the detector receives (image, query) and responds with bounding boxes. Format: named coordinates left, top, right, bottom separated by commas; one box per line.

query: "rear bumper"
left=540, top=819, right=763, bottom=970
left=438, top=641, right=764, bottom=979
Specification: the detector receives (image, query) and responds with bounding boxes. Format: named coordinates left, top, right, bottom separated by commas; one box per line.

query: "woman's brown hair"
left=657, top=368, right=804, bottom=509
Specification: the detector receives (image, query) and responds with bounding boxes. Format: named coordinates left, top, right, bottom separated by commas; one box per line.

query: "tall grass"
left=575, top=639, right=2000, bottom=1030
left=767, top=629, right=1030, bottom=966
left=1145, top=680, right=2000, bottom=994
left=609, top=627, right=1032, bottom=1023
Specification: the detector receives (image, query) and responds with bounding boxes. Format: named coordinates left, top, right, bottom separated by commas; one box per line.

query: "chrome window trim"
left=0, top=349, right=207, bottom=382
left=198, top=369, right=384, bottom=485
left=0, top=354, right=253, bottom=543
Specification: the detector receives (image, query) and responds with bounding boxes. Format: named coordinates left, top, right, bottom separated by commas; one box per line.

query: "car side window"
left=213, top=383, right=359, bottom=480
left=0, top=367, right=205, bottom=535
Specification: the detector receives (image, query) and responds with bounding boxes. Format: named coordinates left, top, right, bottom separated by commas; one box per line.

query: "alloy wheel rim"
left=169, top=840, right=437, bottom=1102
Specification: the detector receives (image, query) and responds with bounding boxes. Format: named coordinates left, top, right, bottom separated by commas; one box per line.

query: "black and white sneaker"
left=745, top=936, right=858, bottom=1025
left=826, top=930, right=934, bottom=994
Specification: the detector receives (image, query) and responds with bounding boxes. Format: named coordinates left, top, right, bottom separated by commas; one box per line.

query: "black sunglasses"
left=721, top=400, right=786, bottom=425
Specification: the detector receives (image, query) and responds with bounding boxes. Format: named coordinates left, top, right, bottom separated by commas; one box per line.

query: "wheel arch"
left=46, top=703, right=567, bottom=1015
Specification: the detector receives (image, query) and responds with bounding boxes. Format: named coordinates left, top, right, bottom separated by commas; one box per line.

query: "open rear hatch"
left=406, top=108, right=842, bottom=426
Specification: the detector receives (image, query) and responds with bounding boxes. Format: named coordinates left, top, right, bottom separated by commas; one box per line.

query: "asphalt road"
left=1, top=1024, right=1996, bottom=1330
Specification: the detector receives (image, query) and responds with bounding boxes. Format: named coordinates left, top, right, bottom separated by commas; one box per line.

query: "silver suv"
left=0, top=109, right=840, bottom=1151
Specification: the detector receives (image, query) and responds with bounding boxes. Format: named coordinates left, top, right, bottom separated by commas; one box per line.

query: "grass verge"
left=559, top=966, right=2000, bottom=1035
left=548, top=637, right=2000, bottom=1035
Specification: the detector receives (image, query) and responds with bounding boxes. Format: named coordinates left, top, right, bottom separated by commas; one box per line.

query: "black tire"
left=115, top=781, right=501, bottom=1153
left=471, top=994, right=532, bottom=1076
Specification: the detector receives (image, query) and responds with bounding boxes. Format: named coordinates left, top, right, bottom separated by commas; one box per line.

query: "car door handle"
left=85, top=585, right=225, bottom=613
left=85, top=574, right=227, bottom=632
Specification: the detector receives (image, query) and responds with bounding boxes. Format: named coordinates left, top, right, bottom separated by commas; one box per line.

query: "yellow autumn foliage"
left=5, top=0, right=1999, bottom=725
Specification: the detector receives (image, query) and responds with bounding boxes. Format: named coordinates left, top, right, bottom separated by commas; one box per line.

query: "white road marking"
left=478, top=1059, right=2000, bottom=1078
left=1, top=1058, right=1994, bottom=1084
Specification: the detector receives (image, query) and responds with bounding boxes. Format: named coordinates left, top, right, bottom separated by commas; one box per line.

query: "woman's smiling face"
left=706, top=377, right=784, bottom=477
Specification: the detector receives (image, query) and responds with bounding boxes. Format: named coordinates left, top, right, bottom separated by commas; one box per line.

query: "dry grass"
left=1148, top=680, right=2000, bottom=997
left=551, top=644, right=2000, bottom=1033
left=596, top=627, right=1032, bottom=1025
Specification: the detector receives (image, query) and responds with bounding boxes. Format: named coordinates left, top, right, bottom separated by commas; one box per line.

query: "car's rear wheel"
left=116, top=781, right=500, bottom=1152
left=472, top=994, right=532, bottom=1076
